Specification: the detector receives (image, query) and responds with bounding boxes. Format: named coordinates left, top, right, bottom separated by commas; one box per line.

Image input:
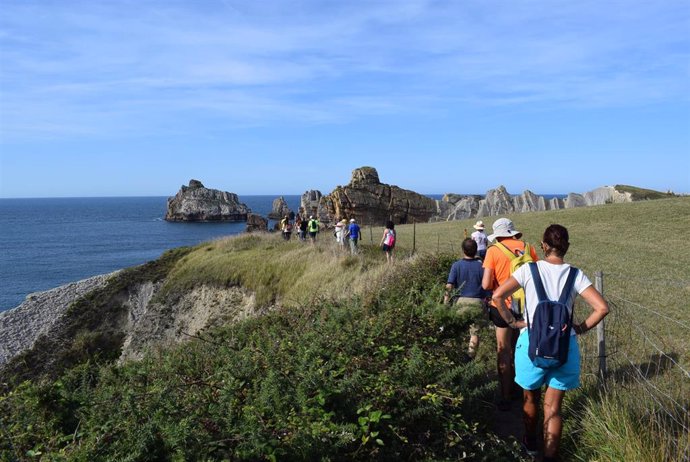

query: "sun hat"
left=487, top=218, right=522, bottom=241
left=473, top=220, right=485, bottom=230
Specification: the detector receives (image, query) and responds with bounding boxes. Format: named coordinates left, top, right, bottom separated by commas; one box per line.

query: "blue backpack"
left=526, top=263, right=578, bottom=369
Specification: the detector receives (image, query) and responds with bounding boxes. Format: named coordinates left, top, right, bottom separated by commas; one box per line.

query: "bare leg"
left=495, top=326, right=514, bottom=401
left=523, top=388, right=541, bottom=439
left=543, top=386, right=566, bottom=459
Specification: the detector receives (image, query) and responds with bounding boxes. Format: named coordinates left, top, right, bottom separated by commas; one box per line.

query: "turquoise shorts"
left=514, top=330, right=581, bottom=391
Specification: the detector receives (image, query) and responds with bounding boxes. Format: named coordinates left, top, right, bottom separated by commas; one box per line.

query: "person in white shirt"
left=491, top=224, right=608, bottom=461
left=471, top=220, right=488, bottom=260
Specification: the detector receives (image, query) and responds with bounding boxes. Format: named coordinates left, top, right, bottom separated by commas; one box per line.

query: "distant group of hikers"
left=444, top=218, right=609, bottom=462
left=278, top=213, right=396, bottom=262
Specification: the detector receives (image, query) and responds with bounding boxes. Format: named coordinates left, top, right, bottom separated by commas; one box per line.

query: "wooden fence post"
left=595, top=271, right=607, bottom=382
left=412, top=221, right=416, bottom=255
left=369, top=226, right=373, bottom=245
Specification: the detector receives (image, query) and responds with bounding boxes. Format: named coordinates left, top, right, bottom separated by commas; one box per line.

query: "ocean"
left=0, top=195, right=301, bottom=312
left=0, top=193, right=565, bottom=312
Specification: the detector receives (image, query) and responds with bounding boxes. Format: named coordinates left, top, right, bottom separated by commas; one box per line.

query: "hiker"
left=444, top=238, right=489, bottom=358
left=482, top=218, right=539, bottom=411
left=345, top=218, right=361, bottom=255
left=295, top=215, right=303, bottom=241
left=307, top=215, right=320, bottom=243
left=471, top=220, right=488, bottom=260
left=492, top=224, right=608, bottom=461
left=280, top=215, right=292, bottom=241
left=334, top=218, right=347, bottom=249
left=298, top=215, right=308, bottom=241
left=380, top=220, right=396, bottom=263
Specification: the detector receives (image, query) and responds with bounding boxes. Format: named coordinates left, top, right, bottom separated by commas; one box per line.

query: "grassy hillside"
left=614, top=184, right=677, bottom=200
left=1, top=197, right=689, bottom=461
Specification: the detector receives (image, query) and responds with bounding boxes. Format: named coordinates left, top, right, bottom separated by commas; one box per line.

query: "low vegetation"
left=1, top=197, right=688, bottom=461
left=614, top=184, right=677, bottom=200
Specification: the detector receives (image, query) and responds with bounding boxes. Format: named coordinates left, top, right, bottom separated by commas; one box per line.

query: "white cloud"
left=1, top=0, right=688, bottom=139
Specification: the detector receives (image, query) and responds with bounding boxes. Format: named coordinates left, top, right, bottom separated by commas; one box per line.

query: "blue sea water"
left=0, top=193, right=565, bottom=312
left=0, top=196, right=301, bottom=312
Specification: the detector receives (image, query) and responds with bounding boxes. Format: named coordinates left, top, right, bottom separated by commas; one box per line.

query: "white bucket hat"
left=487, top=218, right=521, bottom=241
left=473, top=220, right=485, bottom=230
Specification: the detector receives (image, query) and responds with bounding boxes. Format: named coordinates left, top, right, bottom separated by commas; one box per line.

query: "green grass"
left=1, top=197, right=689, bottom=461
left=614, top=184, right=677, bottom=200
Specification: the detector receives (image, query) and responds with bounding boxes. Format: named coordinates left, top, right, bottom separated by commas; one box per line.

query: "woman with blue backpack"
left=491, top=224, right=609, bottom=462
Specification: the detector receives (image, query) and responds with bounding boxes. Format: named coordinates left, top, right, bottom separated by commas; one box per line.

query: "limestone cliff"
left=165, top=179, right=250, bottom=222
left=434, top=184, right=643, bottom=221
left=318, top=167, right=437, bottom=225
left=0, top=267, right=263, bottom=371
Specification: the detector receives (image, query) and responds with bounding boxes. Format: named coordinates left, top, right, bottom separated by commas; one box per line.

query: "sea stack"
left=165, top=180, right=250, bottom=222
left=318, top=166, right=437, bottom=225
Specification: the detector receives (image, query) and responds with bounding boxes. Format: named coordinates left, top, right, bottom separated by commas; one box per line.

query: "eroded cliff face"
left=318, top=167, right=437, bottom=225
left=119, top=284, right=258, bottom=362
left=0, top=272, right=262, bottom=371
left=165, top=179, right=250, bottom=222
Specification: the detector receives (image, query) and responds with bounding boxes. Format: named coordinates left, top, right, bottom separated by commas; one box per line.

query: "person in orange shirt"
left=482, top=217, right=539, bottom=411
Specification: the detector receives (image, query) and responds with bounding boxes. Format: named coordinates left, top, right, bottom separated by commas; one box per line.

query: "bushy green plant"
left=0, top=253, right=520, bottom=461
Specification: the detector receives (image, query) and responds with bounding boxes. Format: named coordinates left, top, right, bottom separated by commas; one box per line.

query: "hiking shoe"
left=521, top=435, right=539, bottom=457
left=497, top=399, right=511, bottom=411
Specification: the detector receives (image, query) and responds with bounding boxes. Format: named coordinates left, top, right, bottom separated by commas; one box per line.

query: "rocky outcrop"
left=565, top=193, right=587, bottom=208
left=318, top=167, right=437, bottom=225
left=583, top=186, right=633, bottom=205
left=0, top=272, right=118, bottom=366
left=246, top=213, right=268, bottom=233
left=268, top=196, right=292, bottom=220
left=301, top=190, right=322, bottom=219
left=165, top=180, right=250, bottom=222
left=434, top=184, right=641, bottom=221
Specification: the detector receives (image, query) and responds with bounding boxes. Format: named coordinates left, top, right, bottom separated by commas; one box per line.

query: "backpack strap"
left=527, top=262, right=547, bottom=302
left=495, top=242, right=517, bottom=260
left=526, top=264, right=579, bottom=331
left=495, top=241, right=528, bottom=259
left=558, top=266, right=579, bottom=305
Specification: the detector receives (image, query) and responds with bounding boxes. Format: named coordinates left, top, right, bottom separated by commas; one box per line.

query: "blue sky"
left=1, top=0, right=688, bottom=198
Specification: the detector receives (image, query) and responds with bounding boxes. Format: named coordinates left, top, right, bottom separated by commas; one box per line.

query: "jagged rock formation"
left=318, top=167, right=437, bottom=225
left=268, top=196, right=292, bottom=220
left=246, top=213, right=268, bottom=233
left=435, top=184, right=640, bottom=221
left=301, top=190, right=322, bottom=219
left=165, top=180, right=250, bottom=222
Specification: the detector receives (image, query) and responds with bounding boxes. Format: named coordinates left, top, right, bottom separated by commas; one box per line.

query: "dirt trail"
left=493, top=401, right=524, bottom=442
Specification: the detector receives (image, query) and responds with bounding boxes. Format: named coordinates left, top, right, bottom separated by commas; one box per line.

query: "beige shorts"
left=454, top=297, right=490, bottom=337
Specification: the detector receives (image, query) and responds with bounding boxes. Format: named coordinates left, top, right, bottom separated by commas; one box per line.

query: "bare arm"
left=491, top=276, right=526, bottom=329
left=443, top=283, right=454, bottom=304
left=481, top=268, right=494, bottom=291
left=573, top=286, right=609, bottom=335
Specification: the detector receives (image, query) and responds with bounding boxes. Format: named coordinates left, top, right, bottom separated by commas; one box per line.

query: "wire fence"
left=577, top=272, right=690, bottom=459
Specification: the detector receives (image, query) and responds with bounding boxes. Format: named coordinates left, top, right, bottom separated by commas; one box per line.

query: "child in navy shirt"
left=444, top=238, right=489, bottom=358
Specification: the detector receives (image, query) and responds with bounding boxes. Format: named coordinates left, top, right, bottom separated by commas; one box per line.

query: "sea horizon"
left=0, top=193, right=569, bottom=312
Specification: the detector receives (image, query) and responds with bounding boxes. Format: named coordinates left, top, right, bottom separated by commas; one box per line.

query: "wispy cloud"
left=1, top=0, right=688, bottom=140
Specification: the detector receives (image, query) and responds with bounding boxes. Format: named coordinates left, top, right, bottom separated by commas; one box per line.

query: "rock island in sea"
left=165, top=179, right=250, bottom=222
